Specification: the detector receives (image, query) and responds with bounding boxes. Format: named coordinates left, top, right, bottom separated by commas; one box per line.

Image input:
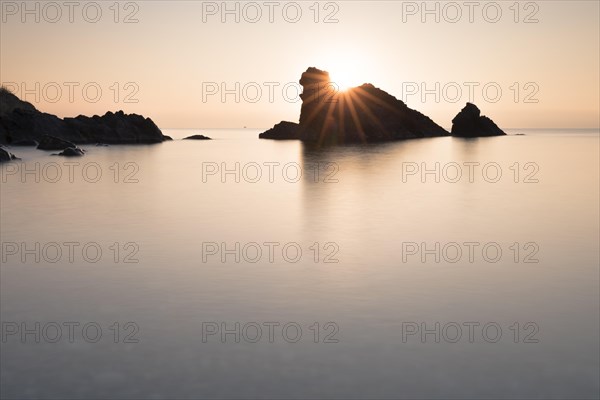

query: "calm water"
left=1, top=129, right=599, bottom=399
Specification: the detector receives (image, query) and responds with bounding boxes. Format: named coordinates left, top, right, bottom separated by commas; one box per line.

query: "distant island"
left=260, top=67, right=505, bottom=143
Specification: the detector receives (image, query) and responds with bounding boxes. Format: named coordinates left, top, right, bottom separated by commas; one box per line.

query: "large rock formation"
left=260, top=67, right=449, bottom=144
left=451, top=103, right=506, bottom=137
left=0, top=87, right=169, bottom=145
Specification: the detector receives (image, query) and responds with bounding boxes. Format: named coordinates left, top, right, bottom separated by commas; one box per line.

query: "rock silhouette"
left=451, top=103, right=506, bottom=137
left=259, top=121, right=301, bottom=140
left=260, top=68, right=509, bottom=143
left=0, top=87, right=170, bottom=145
left=183, top=134, right=212, bottom=140
left=260, top=67, right=449, bottom=144
left=55, top=147, right=85, bottom=157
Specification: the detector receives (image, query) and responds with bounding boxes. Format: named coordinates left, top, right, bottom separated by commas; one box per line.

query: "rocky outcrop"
left=63, top=111, right=167, bottom=144
left=260, top=67, right=449, bottom=144
left=0, top=87, right=169, bottom=145
left=258, top=121, right=304, bottom=140
left=55, top=147, right=85, bottom=157
left=0, top=145, right=19, bottom=162
left=183, top=134, right=212, bottom=140
left=451, top=103, right=506, bottom=137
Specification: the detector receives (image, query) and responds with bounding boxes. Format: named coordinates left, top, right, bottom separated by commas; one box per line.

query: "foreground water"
left=1, top=129, right=598, bottom=399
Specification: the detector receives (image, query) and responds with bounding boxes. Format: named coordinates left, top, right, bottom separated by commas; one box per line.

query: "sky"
left=1, top=0, right=599, bottom=129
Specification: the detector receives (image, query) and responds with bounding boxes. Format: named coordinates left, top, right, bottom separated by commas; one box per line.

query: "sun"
left=328, top=67, right=363, bottom=92
left=322, top=58, right=366, bottom=92
left=329, top=68, right=361, bottom=92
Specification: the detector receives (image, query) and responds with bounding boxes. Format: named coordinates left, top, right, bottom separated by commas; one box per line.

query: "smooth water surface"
left=1, top=129, right=598, bottom=399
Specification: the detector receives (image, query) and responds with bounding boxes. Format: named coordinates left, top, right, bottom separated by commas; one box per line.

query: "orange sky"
left=1, top=0, right=598, bottom=129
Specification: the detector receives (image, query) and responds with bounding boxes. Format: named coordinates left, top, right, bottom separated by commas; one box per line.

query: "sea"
left=1, top=128, right=598, bottom=399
